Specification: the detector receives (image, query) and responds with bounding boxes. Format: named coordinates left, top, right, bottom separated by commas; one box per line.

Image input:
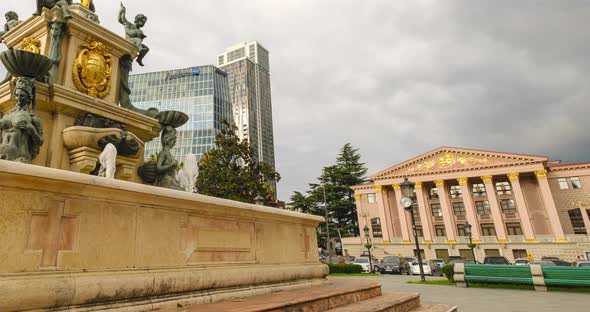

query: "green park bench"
left=464, top=264, right=533, bottom=285
left=542, top=267, right=590, bottom=287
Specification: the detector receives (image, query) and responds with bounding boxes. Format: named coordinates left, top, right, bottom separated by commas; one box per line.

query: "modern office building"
left=345, top=147, right=590, bottom=262
left=216, top=41, right=275, bottom=171
left=129, top=65, right=232, bottom=161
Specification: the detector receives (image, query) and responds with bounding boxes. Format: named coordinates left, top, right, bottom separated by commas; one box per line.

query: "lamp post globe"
left=465, top=222, right=476, bottom=262
left=362, top=225, right=373, bottom=272
left=400, top=177, right=416, bottom=199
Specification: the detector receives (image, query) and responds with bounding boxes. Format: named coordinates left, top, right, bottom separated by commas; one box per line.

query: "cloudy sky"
left=2, top=1, right=590, bottom=201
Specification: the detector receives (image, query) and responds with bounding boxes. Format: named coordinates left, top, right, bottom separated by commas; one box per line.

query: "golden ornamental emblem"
left=19, top=37, right=41, bottom=54
left=73, top=41, right=112, bottom=98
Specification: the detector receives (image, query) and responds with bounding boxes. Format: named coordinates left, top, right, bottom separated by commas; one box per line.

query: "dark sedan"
left=379, top=256, right=406, bottom=274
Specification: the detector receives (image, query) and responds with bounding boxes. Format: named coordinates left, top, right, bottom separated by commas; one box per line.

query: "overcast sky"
left=2, top=1, right=590, bottom=201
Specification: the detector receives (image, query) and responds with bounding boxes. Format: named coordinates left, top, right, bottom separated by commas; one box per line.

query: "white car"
left=514, top=258, right=530, bottom=266
left=353, top=257, right=372, bottom=273
left=410, top=260, right=432, bottom=275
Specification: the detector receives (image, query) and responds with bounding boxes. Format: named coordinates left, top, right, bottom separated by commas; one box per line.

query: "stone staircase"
left=161, top=281, right=457, bottom=312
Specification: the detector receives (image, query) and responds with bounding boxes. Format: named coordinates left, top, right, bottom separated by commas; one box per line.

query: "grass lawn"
left=407, top=279, right=455, bottom=286
left=329, top=273, right=380, bottom=277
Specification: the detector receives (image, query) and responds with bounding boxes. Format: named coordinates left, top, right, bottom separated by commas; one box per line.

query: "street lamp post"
left=363, top=225, right=373, bottom=273
left=400, top=177, right=426, bottom=282
left=465, top=222, right=476, bottom=262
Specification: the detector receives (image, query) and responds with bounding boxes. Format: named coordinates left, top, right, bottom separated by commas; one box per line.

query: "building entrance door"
left=435, top=249, right=449, bottom=262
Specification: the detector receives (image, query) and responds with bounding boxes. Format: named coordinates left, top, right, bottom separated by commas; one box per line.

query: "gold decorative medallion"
left=408, top=153, right=490, bottom=173
left=72, top=41, right=112, bottom=98
left=19, top=37, right=41, bottom=54
left=81, top=0, right=93, bottom=9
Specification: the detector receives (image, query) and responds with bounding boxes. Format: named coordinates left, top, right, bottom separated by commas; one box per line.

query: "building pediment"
left=371, top=147, right=547, bottom=180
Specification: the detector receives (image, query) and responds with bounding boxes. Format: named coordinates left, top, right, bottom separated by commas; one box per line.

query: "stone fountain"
left=0, top=2, right=326, bottom=312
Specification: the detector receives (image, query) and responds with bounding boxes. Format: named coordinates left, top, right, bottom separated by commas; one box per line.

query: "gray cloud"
left=1, top=1, right=589, bottom=201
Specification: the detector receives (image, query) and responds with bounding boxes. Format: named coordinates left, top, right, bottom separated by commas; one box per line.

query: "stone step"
left=411, top=304, right=458, bottom=312
left=165, top=281, right=383, bottom=312
left=325, top=292, right=421, bottom=312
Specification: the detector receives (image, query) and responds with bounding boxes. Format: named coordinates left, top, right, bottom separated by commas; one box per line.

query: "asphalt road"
left=329, top=274, right=588, bottom=312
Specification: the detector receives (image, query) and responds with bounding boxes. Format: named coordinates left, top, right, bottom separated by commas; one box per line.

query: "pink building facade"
left=346, top=147, right=590, bottom=262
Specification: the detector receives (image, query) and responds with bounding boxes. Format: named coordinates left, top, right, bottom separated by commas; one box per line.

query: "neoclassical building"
left=346, top=147, right=590, bottom=262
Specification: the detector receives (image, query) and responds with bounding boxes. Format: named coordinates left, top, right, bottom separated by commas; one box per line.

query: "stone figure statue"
left=48, top=22, right=66, bottom=81
left=154, top=126, right=182, bottom=190
left=177, top=154, right=199, bottom=193
left=118, top=54, right=159, bottom=117
left=34, top=0, right=73, bottom=20
left=118, top=2, right=149, bottom=66
left=98, top=143, right=117, bottom=179
left=0, top=11, right=22, bottom=43
left=0, top=78, right=44, bottom=163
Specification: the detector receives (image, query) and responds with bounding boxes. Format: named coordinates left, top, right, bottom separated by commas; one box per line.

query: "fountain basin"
left=0, top=49, right=53, bottom=79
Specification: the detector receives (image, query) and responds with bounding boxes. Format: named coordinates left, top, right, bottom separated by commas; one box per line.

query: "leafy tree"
left=196, top=121, right=280, bottom=203
left=289, top=143, right=367, bottom=243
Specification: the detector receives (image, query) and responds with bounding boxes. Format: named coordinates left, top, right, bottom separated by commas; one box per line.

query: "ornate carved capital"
left=434, top=180, right=445, bottom=187
left=457, top=178, right=469, bottom=186
left=507, top=172, right=520, bottom=182
left=415, top=182, right=423, bottom=189
left=392, top=184, right=401, bottom=191
left=535, top=170, right=548, bottom=179
left=481, top=176, right=493, bottom=184
left=354, top=194, right=361, bottom=201
left=374, top=185, right=383, bottom=192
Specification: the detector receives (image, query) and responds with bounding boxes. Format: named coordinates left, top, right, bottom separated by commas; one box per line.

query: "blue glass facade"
left=129, top=65, right=232, bottom=161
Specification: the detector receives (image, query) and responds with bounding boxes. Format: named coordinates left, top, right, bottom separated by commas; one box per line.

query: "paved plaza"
left=329, top=275, right=588, bottom=312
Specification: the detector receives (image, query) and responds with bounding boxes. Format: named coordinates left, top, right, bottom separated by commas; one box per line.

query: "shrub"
left=327, top=263, right=363, bottom=274
left=442, top=264, right=455, bottom=282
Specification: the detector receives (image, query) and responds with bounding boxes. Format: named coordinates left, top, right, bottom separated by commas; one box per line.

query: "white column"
left=435, top=180, right=457, bottom=243
left=458, top=178, right=481, bottom=242
left=507, top=173, right=536, bottom=242
left=374, top=185, right=392, bottom=242
left=415, top=182, right=433, bottom=243
left=535, top=170, right=567, bottom=242
left=393, top=184, right=411, bottom=243
left=482, top=176, right=508, bottom=242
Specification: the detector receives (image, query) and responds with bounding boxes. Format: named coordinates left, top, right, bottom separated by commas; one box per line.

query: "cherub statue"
left=118, top=2, right=149, bottom=66
left=154, top=126, right=183, bottom=190
left=0, top=11, right=22, bottom=43
left=0, top=78, right=44, bottom=164
left=34, top=0, right=73, bottom=20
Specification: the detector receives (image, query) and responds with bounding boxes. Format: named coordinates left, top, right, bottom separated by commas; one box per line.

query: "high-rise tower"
left=216, top=42, right=275, bottom=173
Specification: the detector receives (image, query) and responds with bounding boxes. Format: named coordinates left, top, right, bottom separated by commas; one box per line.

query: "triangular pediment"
left=371, top=147, right=548, bottom=180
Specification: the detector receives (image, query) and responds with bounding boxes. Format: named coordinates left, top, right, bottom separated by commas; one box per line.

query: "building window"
left=475, top=201, right=491, bottom=215
left=472, top=183, right=487, bottom=197
left=481, top=223, right=496, bottom=236
left=506, top=223, right=523, bottom=235
left=571, top=177, right=583, bottom=189
left=513, top=249, right=528, bottom=260
left=452, top=202, right=466, bottom=216
left=500, top=199, right=517, bottom=214
left=558, top=178, right=569, bottom=190
left=371, top=218, right=383, bottom=237
left=431, top=204, right=442, bottom=218
left=457, top=224, right=467, bottom=236
left=415, top=225, right=424, bottom=238
left=568, top=209, right=587, bottom=234
left=435, top=225, right=446, bottom=237
left=367, top=193, right=376, bottom=203
left=496, top=181, right=513, bottom=195
left=429, top=187, right=439, bottom=199
left=449, top=185, right=463, bottom=198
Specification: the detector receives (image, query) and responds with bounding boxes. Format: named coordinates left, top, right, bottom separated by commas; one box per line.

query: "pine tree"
left=196, top=121, right=280, bottom=203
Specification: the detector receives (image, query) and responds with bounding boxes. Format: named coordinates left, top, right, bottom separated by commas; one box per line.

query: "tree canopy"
left=289, top=143, right=367, bottom=242
left=196, top=121, right=280, bottom=203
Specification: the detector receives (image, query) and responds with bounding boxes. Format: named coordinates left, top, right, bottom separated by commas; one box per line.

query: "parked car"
left=402, top=257, right=417, bottom=274
left=432, top=259, right=446, bottom=268
left=427, top=260, right=444, bottom=276
left=549, top=260, right=572, bottom=267
left=533, top=261, right=557, bottom=267
left=343, top=256, right=356, bottom=264
left=409, top=260, right=432, bottom=275
left=379, top=256, right=406, bottom=274
left=353, top=257, right=372, bottom=273
left=447, top=256, right=464, bottom=264
left=574, top=261, right=590, bottom=268
left=541, top=256, right=560, bottom=261
left=514, top=258, right=530, bottom=265
left=483, top=256, right=511, bottom=265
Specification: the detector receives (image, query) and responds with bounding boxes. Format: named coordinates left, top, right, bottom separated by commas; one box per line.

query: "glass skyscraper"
left=129, top=65, right=232, bottom=161
left=216, top=42, right=275, bottom=171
